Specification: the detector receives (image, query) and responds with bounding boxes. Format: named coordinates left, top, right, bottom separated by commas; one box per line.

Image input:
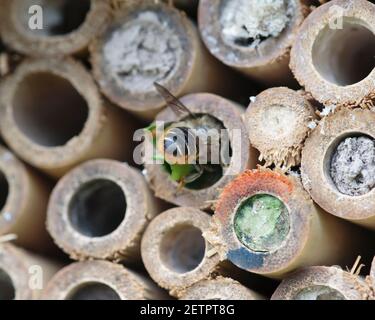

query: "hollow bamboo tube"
left=178, top=277, right=263, bottom=300
left=144, top=93, right=257, bottom=210
left=198, top=0, right=309, bottom=85
left=0, top=0, right=111, bottom=57
left=0, top=145, right=54, bottom=254
left=0, top=243, right=60, bottom=300
left=244, top=87, right=317, bottom=170
left=209, top=169, right=367, bottom=279
left=0, top=57, right=136, bottom=178
left=90, top=1, right=238, bottom=120
left=301, top=108, right=375, bottom=229
left=41, top=260, right=167, bottom=300
left=290, top=0, right=375, bottom=106
left=141, top=207, right=230, bottom=297
left=47, top=159, right=161, bottom=262
left=271, top=266, right=371, bottom=300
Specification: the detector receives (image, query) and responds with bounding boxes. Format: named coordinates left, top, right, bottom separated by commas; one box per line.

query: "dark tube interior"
left=67, top=282, right=121, bottom=300
left=160, top=224, right=206, bottom=274
left=13, top=72, right=89, bottom=147
left=69, top=179, right=127, bottom=237
left=0, top=268, right=15, bottom=300
left=0, top=171, right=9, bottom=212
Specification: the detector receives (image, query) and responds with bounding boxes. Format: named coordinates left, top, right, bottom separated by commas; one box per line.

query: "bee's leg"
left=184, top=165, right=204, bottom=183
left=177, top=179, right=186, bottom=192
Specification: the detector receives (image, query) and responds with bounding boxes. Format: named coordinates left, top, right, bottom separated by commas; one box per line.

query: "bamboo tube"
left=144, top=93, right=257, bottom=210
left=0, top=57, right=136, bottom=178
left=141, top=207, right=228, bottom=297
left=301, top=108, right=375, bottom=229
left=0, top=0, right=111, bottom=57
left=0, top=243, right=60, bottom=300
left=90, top=1, right=237, bottom=120
left=47, top=159, right=161, bottom=262
left=42, top=260, right=167, bottom=300
left=271, top=266, right=371, bottom=300
left=208, top=169, right=366, bottom=279
left=370, top=257, right=375, bottom=294
left=178, top=277, right=263, bottom=300
left=290, top=0, right=375, bottom=106
left=198, top=0, right=309, bottom=85
left=244, top=87, right=317, bottom=170
left=0, top=145, right=54, bottom=253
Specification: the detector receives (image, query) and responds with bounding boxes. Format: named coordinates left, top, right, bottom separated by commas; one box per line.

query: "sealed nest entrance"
left=0, top=268, right=15, bottom=300
left=220, top=0, right=294, bottom=47
left=13, top=72, right=89, bottom=147
left=312, top=18, right=375, bottom=86
left=21, top=0, right=91, bottom=37
left=234, top=194, right=290, bottom=252
left=67, top=282, right=120, bottom=300
left=69, top=179, right=126, bottom=238
left=103, top=10, right=182, bottom=94
left=160, top=225, right=206, bottom=274
left=294, top=285, right=345, bottom=300
left=328, top=135, right=375, bottom=196
left=0, top=171, right=9, bottom=212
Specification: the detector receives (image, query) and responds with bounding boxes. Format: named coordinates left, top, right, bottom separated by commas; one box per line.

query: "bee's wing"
left=154, top=82, right=196, bottom=119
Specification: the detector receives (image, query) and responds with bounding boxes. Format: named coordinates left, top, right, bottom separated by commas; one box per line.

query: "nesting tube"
left=271, top=266, right=371, bottom=300
left=0, top=0, right=111, bottom=57
left=141, top=207, right=229, bottom=296
left=244, top=87, right=316, bottom=169
left=90, top=1, right=235, bottom=120
left=0, top=145, right=53, bottom=253
left=42, top=260, right=166, bottom=300
left=0, top=58, right=135, bottom=178
left=198, top=0, right=308, bottom=85
left=0, top=243, right=60, bottom=300
left=301, top=108, right=375, bottom=229
left=47, top=159, right=161, bottom=261
left=144, top=93, right=256, bottom=210
left=178, top=277, right=263, bottom=300
left=291, top=0, right=375, bottom=106
left=209, top=169, right=364, bottom=278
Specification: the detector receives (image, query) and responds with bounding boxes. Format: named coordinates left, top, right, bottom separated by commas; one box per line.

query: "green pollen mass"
left=234, top=194, right=290, bottom=252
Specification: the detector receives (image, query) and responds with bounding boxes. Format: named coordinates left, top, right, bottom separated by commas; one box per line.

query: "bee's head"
left=157, top=126, right=198, bottom=165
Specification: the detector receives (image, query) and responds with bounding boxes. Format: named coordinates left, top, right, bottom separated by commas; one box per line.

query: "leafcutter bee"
left=146, top=83, right=229, bottom=188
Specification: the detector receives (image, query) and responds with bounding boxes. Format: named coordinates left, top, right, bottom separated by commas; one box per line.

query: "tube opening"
left=234, top=194, right=290, bottom=252
left=0, top=171, right=9, bottom=212
left=160, top=224, right=206, bottom=274
left=294, top=285, right=345, bottom=300
left=220, top=0, right=294, bottom=47
left=103, top=10, right=182, bottom=95
left=22, top=0, right=91, bottom=37
left=312, top=18, right=375, bottom=86
left=0, top=268, right=15, bottom=300
left=13, top=72, right=89, bottom=147
left=69, top=179, right=126, bottom=237
left=326, top=133, right=375, bottom=196
left=67, top=282, right=120, bottom=300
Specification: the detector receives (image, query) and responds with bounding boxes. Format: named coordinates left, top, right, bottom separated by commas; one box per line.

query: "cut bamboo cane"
left=271, top=266, right=371, bottom=300
left=141, top=207, right=227, bottom=297
left=47, top=159, right=161, bottom=262
left=0, top=145, right=54, bottom=253
left=41, top=260, right=167, bottom=300
left=301, top=108, right=375, bottom=229
left=91, top=1, right=237, bottom=120
left=208, top=169, right=367, bottom=279
left=0, top=0, right=111, bottom=57
left=178, top=277, right=263, bottom=300
left=198, top=0, right=309, bottom=85
left=143, top=93, right=257, bottom=210
left=0, top=57, right=135, bottom=178
left=244, top=87, right=317, bottom=170
left=290, top=0, right=375, bottom=106
left=0, top=243, right=60, bottom=300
